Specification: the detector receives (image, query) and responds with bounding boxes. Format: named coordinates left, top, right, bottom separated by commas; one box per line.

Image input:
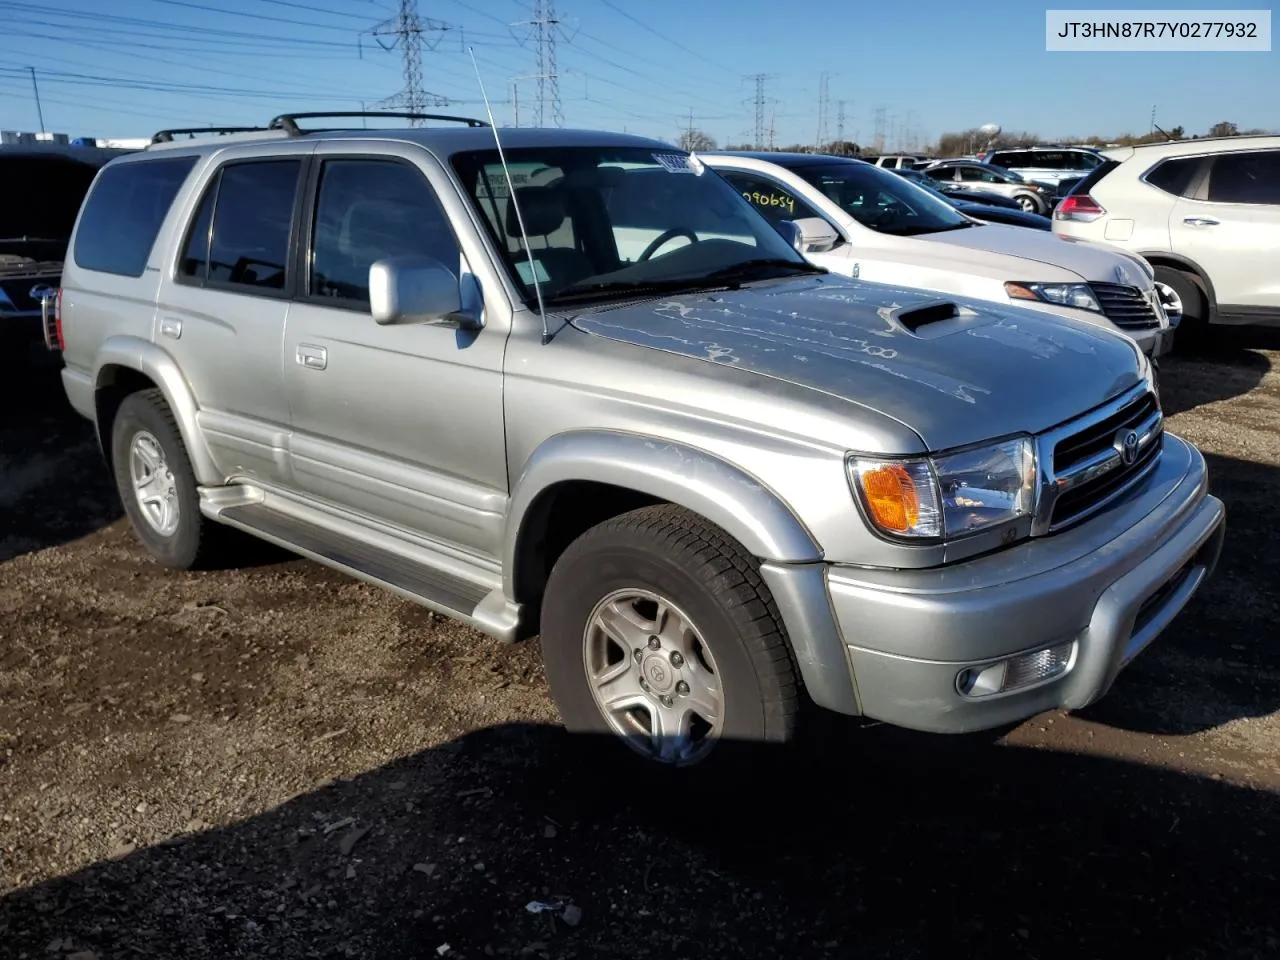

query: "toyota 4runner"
left=50, top=114, right=1226, bottom=767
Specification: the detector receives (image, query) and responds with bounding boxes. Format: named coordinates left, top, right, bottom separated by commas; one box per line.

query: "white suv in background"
left=1053, top=135, right=1280, bottom=340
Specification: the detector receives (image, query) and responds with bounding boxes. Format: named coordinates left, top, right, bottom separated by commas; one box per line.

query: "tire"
left=110, top=388, right=226, bottom=570
left=1014, top=193, right=1040, bottom=214
left=539, top=504, right=799, bottom=769
left=1155, top=266, right=1209, bottom=353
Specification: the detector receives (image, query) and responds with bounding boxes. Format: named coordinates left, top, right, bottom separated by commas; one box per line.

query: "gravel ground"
left=2, top=334, right=1279, bottom=960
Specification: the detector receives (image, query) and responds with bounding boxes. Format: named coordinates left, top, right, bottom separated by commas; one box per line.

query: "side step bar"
left=206, top=496, right=522, bottom=643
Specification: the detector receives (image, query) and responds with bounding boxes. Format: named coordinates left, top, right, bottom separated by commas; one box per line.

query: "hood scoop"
left=881, top=299, right=987, bottom=339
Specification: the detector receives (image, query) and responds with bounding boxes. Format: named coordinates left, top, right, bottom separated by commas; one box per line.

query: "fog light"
left=956, top=642, right=1075, bottom=698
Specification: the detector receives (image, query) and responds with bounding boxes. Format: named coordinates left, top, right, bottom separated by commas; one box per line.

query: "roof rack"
left=151, top=126, right=269, bottom=144
left=268, top=111, right=490, bottom=136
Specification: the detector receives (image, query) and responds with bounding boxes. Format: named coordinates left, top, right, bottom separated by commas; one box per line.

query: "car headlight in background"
left=1004, top=281, right=1102, bottom=313
left=848, top=436, right=1037, bottom=541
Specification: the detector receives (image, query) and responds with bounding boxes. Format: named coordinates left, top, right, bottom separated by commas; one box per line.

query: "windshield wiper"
left=0, top=236, right=66, bottom=243
left=542, top=278, right=712, bottom=306
left=689, top=257, right=825, bottom=287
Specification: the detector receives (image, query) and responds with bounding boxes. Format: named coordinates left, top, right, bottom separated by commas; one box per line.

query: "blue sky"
left=0, top=0, right=1274, bottom=146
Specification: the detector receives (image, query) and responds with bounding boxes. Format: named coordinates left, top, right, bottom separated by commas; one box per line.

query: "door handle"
left=296, top=343, right=327, bottom=370
left=1182, top=217, right=1219, bottom=227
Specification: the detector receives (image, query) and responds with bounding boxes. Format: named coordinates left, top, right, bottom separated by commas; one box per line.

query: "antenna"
left=467, top=46, right=551, bottom=345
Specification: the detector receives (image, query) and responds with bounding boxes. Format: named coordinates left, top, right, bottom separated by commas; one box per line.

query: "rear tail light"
left=1054, top=194, right=1106, bottom=222
left=40, top=286, right=64, bottom=352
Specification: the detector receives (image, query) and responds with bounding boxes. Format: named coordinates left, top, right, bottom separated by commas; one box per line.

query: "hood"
left=925, top=222, right=1154, bottom=286
left=570, top=275, right=1144, bottom=452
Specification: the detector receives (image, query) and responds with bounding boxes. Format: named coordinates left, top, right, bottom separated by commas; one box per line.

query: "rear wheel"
left=1014, top=193, right=1040, bottom=213
left=110, top=388, right=227, bottom=569
left=539, top=504, right=800, bottom=769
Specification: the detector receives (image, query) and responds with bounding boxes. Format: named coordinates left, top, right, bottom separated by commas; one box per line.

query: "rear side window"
left=1143, top=157, right=1200, bottom=197
left=990, top=151, right=1030, bottom=168
left=1205, top=150, right=1280, bottom=204
left=72, top=156, right=197, bottom=277
left=179, top=159, right=302, bottom=291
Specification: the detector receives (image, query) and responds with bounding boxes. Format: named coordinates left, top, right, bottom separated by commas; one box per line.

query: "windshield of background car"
left=985, top=163, right=1026, bottom=182
left=0, top=156, right=101, bottom=253
left=450, top=146, right=811, bottom=302
left=791, top=162, right=971, bottom=236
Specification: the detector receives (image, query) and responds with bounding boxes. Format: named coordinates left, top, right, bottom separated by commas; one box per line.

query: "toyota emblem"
left=1116, top=428, right=1141, bottom=466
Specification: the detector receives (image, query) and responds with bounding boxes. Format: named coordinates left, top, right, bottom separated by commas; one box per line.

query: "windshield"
left=450, top=146, right=815, bottom=304
left=895, top=168, right=956, bottom=198
left=790, top=161, right=972, bottom=236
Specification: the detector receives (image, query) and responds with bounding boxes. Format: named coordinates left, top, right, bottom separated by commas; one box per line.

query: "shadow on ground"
left=0, top=367, right=287, bottom=567
left=1078, top=448, right=1280, bottom=736
left=2, top=722, right=1278, bottom=960
left=1159, top=335, right=1272, bottom=418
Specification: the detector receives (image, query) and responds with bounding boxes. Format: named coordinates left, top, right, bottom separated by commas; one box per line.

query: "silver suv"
left=50, top=114, right=1226, bottom=767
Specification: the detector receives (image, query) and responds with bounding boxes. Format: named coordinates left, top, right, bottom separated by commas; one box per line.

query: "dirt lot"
left=2, top=336, right=1279, bottom=960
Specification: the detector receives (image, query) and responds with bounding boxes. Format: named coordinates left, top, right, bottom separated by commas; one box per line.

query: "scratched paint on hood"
left=569, top=275, right=1145, bottom=452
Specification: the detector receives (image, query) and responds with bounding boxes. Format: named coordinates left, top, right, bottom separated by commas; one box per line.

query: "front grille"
left=1089, top=281, right=1160, bottom=330
left=1048, top=390, right=1163, bottom=529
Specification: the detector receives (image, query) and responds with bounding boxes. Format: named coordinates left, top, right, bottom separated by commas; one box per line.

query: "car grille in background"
left=1089, top=282, right=1160, bottom=330
left=1048, top=390, right=1163, bottom=529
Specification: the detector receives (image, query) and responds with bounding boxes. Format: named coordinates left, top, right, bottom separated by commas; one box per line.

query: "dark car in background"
left=1, top=143, right=130, bottom=370
left=890, top=167, right=1052, bottom=229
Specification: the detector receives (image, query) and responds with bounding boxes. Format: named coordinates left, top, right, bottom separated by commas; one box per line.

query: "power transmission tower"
left=837, top=99, right=846, bottom=142
left=815, top=71, right=830, bottom=149
left=514, top=0, right=563, bottom=127
left=745, top=73, right=769, bottom=149
left=872, top=106, right=886, bottom=153
left=369, top=0, right=452, bottom=123
left=768, top=107, right=776, bottom=149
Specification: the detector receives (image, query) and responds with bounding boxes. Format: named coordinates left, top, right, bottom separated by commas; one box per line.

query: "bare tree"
left=1208, top=121, right=1239, bottom=137
left=677, top=128, right=717, bottom=152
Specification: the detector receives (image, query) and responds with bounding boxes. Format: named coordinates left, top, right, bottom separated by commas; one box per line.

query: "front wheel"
left=539, top=504, right=800, bottom=768
left=1015, top=193, right=1040, bottom=213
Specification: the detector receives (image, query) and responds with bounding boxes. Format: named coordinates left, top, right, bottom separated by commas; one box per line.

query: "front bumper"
left=799, top=432, right=1222, bottom=733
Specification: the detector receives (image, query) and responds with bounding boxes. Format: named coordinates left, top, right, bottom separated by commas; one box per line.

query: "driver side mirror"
left=780, top=217, right=841, bottom=255
left=369, top=255, right=483, bottom=330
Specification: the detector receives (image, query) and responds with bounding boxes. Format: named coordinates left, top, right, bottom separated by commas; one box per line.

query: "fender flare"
left=94, top=335, right=222, bottom=486
left=502, top=430, right=823, bottom=599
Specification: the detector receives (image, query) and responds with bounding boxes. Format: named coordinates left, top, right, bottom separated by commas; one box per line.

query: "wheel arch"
left=93, top=335, right=221, bottom=485
left=504, top=431, right=824, bottom=614
left=1140, top=252, right=1218, bottom=315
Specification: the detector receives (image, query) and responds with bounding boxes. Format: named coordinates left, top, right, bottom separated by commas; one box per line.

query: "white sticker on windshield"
left=515, top=257, right=551, bottom=285
left=653, top=152, right=702, bottom=175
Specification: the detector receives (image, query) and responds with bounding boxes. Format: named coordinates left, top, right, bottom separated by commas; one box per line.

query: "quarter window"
left=1144, top=157, right=1200, bottom=198
left=309, top=159, right=461, bottom=306
left=1205, top=150, right=1280, bottom=204
left=73, top=156, right=197, bottom=278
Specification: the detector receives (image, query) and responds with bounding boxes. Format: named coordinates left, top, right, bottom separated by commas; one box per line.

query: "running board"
left=202, top=493, right=521, bottom=642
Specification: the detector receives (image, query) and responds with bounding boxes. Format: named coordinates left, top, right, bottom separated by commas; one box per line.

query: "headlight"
left=849, top=436, right=1037, bottom=541
left=1004, top=281, right=1101, bottom=313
